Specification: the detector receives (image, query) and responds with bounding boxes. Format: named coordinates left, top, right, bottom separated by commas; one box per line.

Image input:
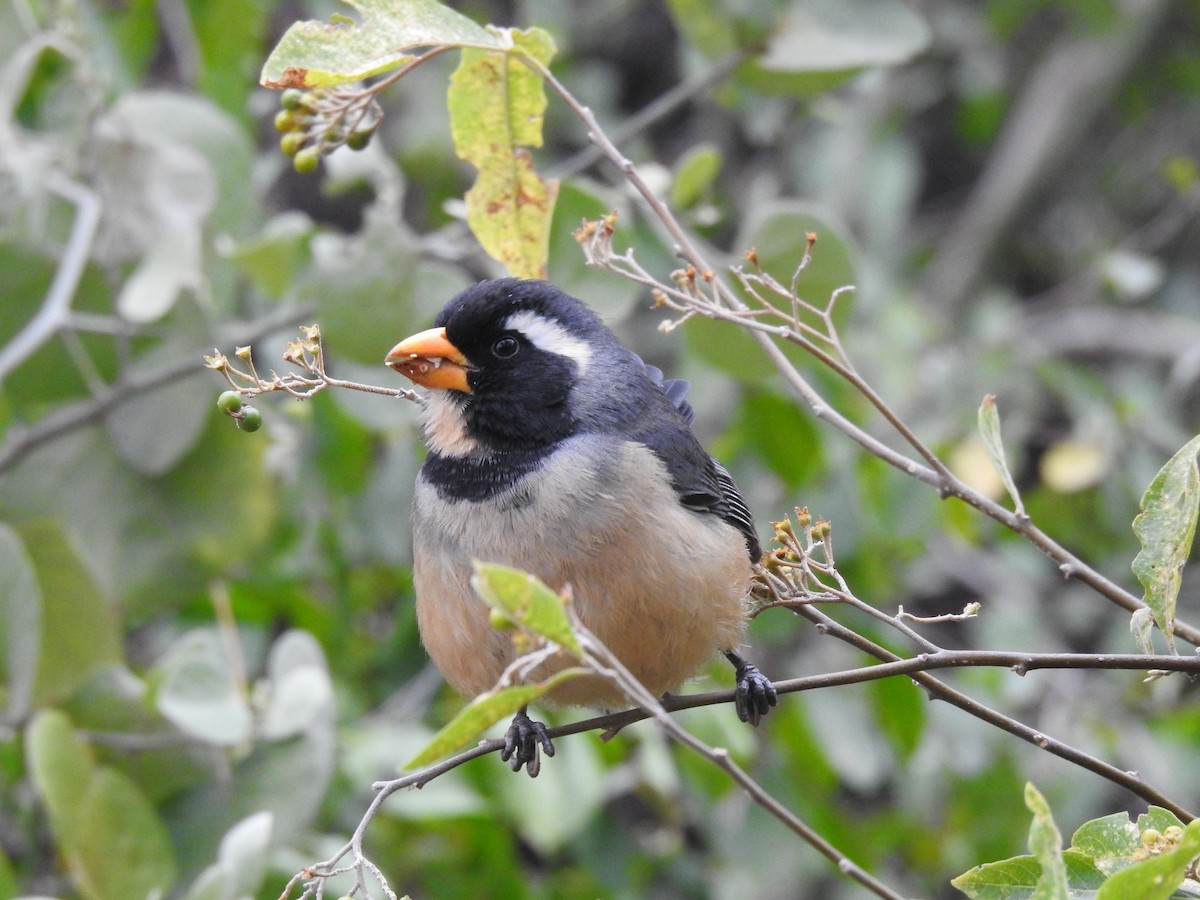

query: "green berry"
left=281, top=88, right=305, bottom=111
left=238, top=407, right=263, bottom=432
left=274, top=110, right=298, bottom=133
left=293, top=147, right=321, bottom=174
left=346, top=129, right=372, bottom=151
left=280, top=132, right=306, bottom=157
left=217, top=391, right=243, bottom=414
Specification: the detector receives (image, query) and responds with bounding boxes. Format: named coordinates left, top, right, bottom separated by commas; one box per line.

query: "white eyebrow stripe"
left=503, top=310, right=592, bottom=372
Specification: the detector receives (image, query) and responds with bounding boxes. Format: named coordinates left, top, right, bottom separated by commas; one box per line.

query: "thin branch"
left=0, top=303, right=315, bottom=476
left=0, top=177, right=101, bottom=381
left=570, top=620, right=906, bottom=900
left=791, top=601, right=1197, bottom=822
left=549, top=49, right=751, bottom=180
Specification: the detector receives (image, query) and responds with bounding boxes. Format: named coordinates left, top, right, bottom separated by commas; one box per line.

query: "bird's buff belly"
left=411, top=444, right=751, bottom=708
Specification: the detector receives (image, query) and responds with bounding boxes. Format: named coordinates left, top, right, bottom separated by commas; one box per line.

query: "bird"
left=385, top=278, right=776, bottom=775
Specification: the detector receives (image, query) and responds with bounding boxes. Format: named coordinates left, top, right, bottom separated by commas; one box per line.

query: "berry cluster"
left=216, top=390, right=263, bottom=432
left=274, top=87, right=382, bottom=173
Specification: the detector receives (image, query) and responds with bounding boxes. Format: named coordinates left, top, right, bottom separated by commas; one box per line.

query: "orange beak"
left=384, top=327, right=472, bottom=393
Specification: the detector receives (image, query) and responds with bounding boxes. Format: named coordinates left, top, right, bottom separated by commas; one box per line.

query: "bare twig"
left=0, top=177, right=101, bottom=381
left=0, top=303, right=315, bottom=476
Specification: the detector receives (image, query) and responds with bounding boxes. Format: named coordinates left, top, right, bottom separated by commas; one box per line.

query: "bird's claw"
left=500, top=709, right=554, bottom=777
left=727, top=652, right=778, bottom=727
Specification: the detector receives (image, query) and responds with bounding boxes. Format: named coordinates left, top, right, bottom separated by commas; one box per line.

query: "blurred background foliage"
left=1, top=0, right=1199, bottom=897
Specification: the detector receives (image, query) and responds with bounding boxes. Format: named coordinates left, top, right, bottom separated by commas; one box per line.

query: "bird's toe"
left=726, top=652, right=778, bottom=727
left=500, top=709, right=555, bottom=777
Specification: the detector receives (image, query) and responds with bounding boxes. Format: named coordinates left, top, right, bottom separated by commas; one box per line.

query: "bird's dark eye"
left=491, top=336, right=520, bottom=359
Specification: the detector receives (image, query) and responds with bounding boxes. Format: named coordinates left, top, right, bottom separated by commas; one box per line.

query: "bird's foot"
left=725, top=651, right=778, bottom=727
left=500, top=708, right=554, bottom=777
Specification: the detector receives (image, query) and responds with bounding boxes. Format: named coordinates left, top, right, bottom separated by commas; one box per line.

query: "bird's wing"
left=631, top=356, right=761, bottom=562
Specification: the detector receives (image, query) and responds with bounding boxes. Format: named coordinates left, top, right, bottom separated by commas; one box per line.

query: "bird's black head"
left=430, top=279, right=615, bottom=452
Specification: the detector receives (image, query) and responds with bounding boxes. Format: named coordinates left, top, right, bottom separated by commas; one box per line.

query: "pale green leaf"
left=471, top=562, right=582, bottom=656
left=449, top=27, right=559, bottom=278
left=978, top=394, right=1025, bottom=516
left=1096, top=820, right=1200, bottom=900
left=0, top=523, right=40, bottom=722
left=404, top=669, right=586, bottom=770
left=74, top=768, right=177, bottom=900
left=261, top=0, right=500, bottom=89
left=259, top=631, right=334, bottom=740
left=104, top=342, right=213, bottom=476
left=757, top=0, right=931, bottom=72
left=115, top=227, right=202, bottom=323
left=26, top=709, right=94, bottom=849
left=739, top=0, right=931, bottom=96
left=185, top=812, right=274, bottom=900
left=19, top=521, right=121, bottom=706
left=155, top=630, right=253, bottom=746
left=1130, top=607, right=1155, bottom=655
left=1131, top=433, right=1200, bottom=655
left=1025, top=783, right=1068, bottom=900
left=27, top=709, right=176, bottom=899
left=670, top=144, right=722, bottom=209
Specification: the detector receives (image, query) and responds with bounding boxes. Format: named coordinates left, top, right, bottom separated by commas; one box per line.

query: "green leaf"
left=404, top=669, right=585, bottom=770
left=0, top=523, right=40, bottom=722
left=1071, top=810, right=1143, bottom=875
left=217, top=212, right=313, bottom=300
left=952, top=851, right=1105, bottom=899
left=449, top=27, right=558, bottom=278
left=261, top=0, right=500, bottom=89
left=670, top=143, right=722, bottom=209
left=978, top=394, right=1025, bottom=517
left=725, top=388, right=826, bottom=490
left=1131, top=433, right=1200, bottom=655
left=26, top=709, right=93, bottom=848
left=867, top=671, right=925, bottom=761
left=1096, top=820, right=1200, bottom=900
left=1138, top=807, right=1188, bottom=834
left=19, top=521, right=121, bottom=707
left=471, top=562, right=582, bottom=656
left=1024, top=783, right=1068, bottom=900
left=26, top=710, right=177, bottom=900
left=74, top=767, right=178, bottom=900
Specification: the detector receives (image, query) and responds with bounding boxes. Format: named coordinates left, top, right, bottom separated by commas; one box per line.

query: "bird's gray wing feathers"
left=630, top=356, right=760, bottom=562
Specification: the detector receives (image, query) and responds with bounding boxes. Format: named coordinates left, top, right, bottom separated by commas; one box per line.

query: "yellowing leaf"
left=404, top=670, right=585, bottom=769
left=449, top=28, right=559, bottom=278
left=261, top=0, right=500, bottom=89
left=1131, top=433, right=1200, bottom=655
left=1040, top=439, right=1109, bottom=493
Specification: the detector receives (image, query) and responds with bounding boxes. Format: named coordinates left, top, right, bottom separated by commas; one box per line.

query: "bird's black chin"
left=464, top=397, right=575, bottom=453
